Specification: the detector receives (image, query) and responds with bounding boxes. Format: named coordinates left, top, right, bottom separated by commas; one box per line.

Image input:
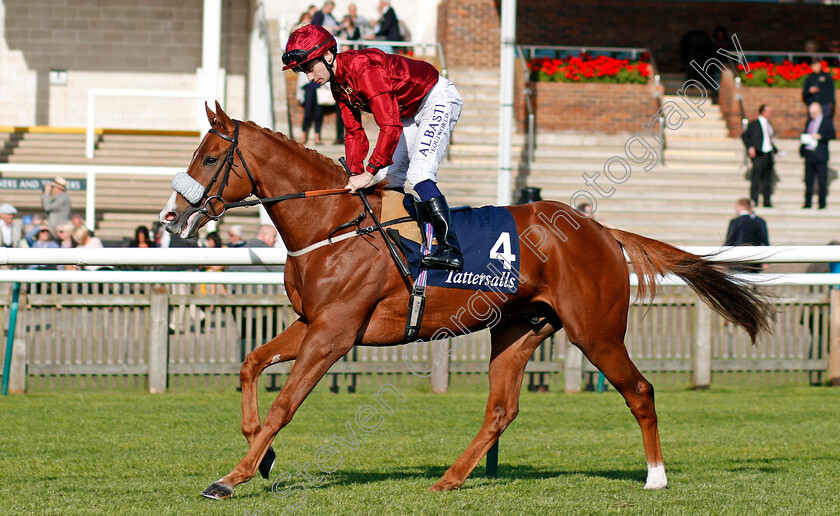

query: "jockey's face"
left=304, top=53, right=333, bottom=85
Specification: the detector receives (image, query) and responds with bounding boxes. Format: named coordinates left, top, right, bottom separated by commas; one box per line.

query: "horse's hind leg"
left=430, top=317, right=556, bottom=492
left=579, top=340, right=667, bottom=489
left=239, top=320, right=307, bottom=478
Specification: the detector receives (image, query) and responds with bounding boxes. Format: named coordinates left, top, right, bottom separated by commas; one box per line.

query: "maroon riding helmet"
left=282, top=24, right=337, bottom=72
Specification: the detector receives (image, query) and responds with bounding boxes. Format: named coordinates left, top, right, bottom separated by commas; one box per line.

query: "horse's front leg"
left=240, top=320, right=307, bottom=446
left=238, top=319, right=307, bottom=480
left=202, top=322, right=355, bottom=499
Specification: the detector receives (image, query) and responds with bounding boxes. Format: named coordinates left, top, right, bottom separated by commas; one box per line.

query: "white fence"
left=0, top=246, right=838, bottom=394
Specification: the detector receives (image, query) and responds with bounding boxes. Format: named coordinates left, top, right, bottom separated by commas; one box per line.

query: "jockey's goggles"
left=282, top=43, right=326, bottom=72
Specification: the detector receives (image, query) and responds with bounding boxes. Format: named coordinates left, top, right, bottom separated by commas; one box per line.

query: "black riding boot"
left=421, top=195, right=463, bottom=271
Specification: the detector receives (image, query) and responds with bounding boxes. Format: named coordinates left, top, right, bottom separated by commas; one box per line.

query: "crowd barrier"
left=0, top=247, right=838, bottom=394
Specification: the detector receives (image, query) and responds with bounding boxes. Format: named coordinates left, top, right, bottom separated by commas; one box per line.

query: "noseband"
left=171, top=119, right=347, bottom=221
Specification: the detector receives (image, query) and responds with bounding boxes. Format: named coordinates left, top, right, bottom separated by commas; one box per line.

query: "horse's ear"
left=214, top=101, right=234, bottom=133
left=205, top=102, right=217, bottom=127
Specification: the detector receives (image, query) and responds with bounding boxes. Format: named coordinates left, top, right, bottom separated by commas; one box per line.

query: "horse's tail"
left=608, top=227, right=774, bottom=343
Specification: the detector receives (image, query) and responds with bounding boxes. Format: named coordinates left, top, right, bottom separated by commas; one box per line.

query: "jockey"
left=282, top=24, right=463, bottom=271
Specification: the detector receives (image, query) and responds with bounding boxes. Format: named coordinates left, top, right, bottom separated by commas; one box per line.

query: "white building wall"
left=0, top=0, right=248, bottom=129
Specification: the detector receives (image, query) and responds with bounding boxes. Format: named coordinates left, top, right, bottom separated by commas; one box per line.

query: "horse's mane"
left=244, top=121, right=345, bottom=178
left=243, top=120, right=386, bottom=195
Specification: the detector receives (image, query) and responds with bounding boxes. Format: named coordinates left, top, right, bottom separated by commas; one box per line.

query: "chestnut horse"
left=160, top=103, right=772, bottom=499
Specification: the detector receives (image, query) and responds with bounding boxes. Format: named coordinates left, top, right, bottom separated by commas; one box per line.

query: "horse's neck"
left=251, top=134, right=362, bottom=252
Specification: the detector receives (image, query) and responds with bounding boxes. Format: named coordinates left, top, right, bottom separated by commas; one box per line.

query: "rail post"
left=431, top=340, right=450, bottom=393
left=564, top=343, right=583, bottom=393
left=830, top=288, right=840, bottom=386
left=149, top=286, right=170, bottom=394
left=692, top=298, right=712, bottom=389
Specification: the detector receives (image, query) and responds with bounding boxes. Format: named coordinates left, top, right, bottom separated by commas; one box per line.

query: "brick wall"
left=718, top=74, right=833, bottom=139
left=441, top=0, right=840, bottom=74
left=437, top=0, right=500, bottom=69
left=515, top=80, right=661, bottom=134
left=0, top=0, right=248, bottom=128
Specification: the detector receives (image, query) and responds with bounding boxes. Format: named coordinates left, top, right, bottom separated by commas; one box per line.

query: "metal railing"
left=515, top=45, right=536, bottom=165
left=741, top=51, right=840, bottom=64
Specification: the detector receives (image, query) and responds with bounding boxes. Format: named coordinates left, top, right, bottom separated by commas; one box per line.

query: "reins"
left=185, top=120, right=409, bottom=275
left=192, top=120, right=350, bottom=220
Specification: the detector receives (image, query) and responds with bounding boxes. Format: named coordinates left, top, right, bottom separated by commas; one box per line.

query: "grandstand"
left=2, top=70, right=840, bottom=251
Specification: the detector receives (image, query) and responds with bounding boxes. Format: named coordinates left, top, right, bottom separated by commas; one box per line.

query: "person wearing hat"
left=282, top=23, right=464, bottom=270
left=0, top=203, right=24, bottom=248
left=27, top=225, right=59, bottom=269
left=41, top=176, right=72, bottom=232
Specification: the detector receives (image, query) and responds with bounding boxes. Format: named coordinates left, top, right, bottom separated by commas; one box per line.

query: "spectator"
left=800, top=102, right=836, bottom=209
left=201, top=231, right=226, bottom=296
left=53, top=222, right=76, bottom=270
left=205, top=231, right=223, bottom=249
left=0, top=203, right=24, bottom=248
left=298, top=74, right=324, bottom=145
left=41, top=177, right=72, bottom=231
left=741, top=104, right=777, bottom=208
left=28, top=226, right=59, bottom=270
left=346, top=3, right=370, bottom=40
left=827, top=40, right=840, bottom=67
left=226, top=225, right=284, bottom=273
left=366, top=0, right=401, bottom=53
left=802, top=58, right=835, bottom=118
left=338, top=15, right=362, bottom=50
left=71, top=214, right=85, bottom=231
left=130, top=225, right=154, bottom=247
left=227, top=225, right=246, bottom=247
left=312, top=1, right=340, bottom=35
left=70, top=225, right=102, bottom=271
left=294, top=11, right=312, bottom=31
left=55, top=222, right=75, bottom=248
left=724, top=198, right=769, bottom=273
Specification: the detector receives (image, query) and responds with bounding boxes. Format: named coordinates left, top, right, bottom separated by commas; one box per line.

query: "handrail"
left=515, top=45, right=536, bottom=165
left=741, top=50, right=840, bottom=63
left=254, top=2, right=276, bottom=130
left=1, top=245, right=839, bottom=267
left=734, top=76, right=750, bottom=169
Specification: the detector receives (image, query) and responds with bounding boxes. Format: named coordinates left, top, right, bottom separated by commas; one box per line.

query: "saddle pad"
left=380, top=190, right=421, bottom=243
left=399, top=205, right=520, bottom=294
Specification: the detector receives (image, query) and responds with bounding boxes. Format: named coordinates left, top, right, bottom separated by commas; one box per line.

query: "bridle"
left=180, top=119, right=347, bottom=221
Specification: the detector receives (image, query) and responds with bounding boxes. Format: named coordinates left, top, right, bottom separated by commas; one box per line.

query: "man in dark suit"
left=802, top=59, right=835, bottom=117
left=741, top=104, right=777, bottom=208
left=372, top=0, right=401, bottom=42
left=800, top=101, right=836, bottom=209
left=725, top=198, right=769, bottom=273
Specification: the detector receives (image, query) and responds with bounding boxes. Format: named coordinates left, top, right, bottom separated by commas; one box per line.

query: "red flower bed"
left=738, top=60, right=840, bottom=87
left=527, top=53, right=651, bottom=84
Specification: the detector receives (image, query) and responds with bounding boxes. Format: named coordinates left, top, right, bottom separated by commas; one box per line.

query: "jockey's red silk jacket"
left=330, top=49, right=439, bottom=174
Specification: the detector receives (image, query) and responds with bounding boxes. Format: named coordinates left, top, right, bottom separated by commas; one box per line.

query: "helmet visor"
left=282, top=42, right=326, bottom=72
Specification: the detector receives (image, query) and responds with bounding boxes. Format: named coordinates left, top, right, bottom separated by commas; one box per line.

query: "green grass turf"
left=1, top=384, right=839, bottom=515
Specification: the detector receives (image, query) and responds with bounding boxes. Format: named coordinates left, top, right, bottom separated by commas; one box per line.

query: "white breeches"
left=374, top=76, right=462, bottom=188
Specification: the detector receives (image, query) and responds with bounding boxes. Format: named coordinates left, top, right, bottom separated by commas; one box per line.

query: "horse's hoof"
left=428, top=479, right=460, bottom=492
left=259, top=447, right=276, bottom=480
left=201, top=481, right=233, bottom=500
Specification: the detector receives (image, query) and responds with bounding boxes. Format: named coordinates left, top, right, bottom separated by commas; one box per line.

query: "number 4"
left=490, top=232, right=516, bottom=270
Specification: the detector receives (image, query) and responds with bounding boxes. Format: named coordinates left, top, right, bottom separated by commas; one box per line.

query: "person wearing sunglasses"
left=282, top=24, right=463, bottom=271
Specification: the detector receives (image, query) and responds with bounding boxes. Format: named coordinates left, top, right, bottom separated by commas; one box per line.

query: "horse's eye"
left=203, top=156, right=218, bottom=166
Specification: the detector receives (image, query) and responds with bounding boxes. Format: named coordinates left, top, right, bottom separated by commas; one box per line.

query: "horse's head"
left=159, top=101, right=256, bottom=239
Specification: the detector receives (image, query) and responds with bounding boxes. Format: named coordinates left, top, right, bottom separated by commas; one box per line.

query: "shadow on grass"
left=253, top=463, right=655, bottom=495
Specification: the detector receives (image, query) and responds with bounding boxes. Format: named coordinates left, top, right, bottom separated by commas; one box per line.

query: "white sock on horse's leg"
left=644, top=463, right=668, bottom=489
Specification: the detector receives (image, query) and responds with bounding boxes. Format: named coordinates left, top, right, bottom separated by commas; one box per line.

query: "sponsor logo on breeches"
left=418, top=104, right=448, bottom=157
